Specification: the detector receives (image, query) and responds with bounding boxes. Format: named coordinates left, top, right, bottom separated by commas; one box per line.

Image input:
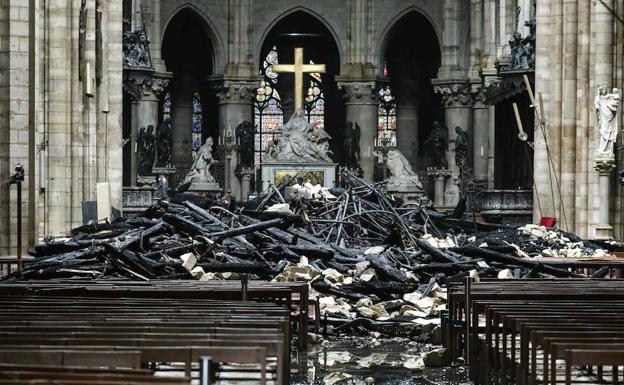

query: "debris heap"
left=3, top=172, right=615, bottom=335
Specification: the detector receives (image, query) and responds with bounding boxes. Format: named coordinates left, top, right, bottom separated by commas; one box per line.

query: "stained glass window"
left=254, top=46, right=284, bottom=163
left=191, top=92, right=203, bottom=159
left=304, top=62, right=324, bottom=131
left=378, top=85, right=397, bottom=142
left=162, top=91, right=172, bottom=130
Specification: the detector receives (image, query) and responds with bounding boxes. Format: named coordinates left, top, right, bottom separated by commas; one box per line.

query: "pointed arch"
left=254, top=6, right=343, bottom=68
left=161, top=4, right=225, bottom=74
left=375, top=6, right=442, bottom=77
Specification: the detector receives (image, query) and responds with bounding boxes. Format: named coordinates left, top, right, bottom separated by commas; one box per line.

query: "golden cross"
left=272, top=47, right=326, bottom=110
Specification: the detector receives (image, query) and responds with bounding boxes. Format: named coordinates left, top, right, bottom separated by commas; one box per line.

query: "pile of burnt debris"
left=2, top=172, right=618, bottom=333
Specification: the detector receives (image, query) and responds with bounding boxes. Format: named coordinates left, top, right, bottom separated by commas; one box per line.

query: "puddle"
left=291, top=337, right=472, bottom=385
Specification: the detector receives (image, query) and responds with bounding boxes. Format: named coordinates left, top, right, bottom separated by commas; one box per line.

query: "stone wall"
left=534, top=0, right=624, bottom=238
left=0, top=0, right=123, bottom=256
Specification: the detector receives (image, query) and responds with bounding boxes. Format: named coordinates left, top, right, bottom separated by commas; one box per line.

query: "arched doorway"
left=161, top=9, right=219, bottom=186
left=255, top=11, right=343, bottom=164
left=381, top=11, right=443, bottom=186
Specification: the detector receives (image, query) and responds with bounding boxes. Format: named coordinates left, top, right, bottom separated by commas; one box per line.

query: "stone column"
left=131, top=77, right=169, bottom=185
left=211, top=77, right=257, bottom=199
left=433, top=82, right=474, bottom=205
left=594, top=156, right=615, bottom=239
left=472, top=86, right=489, bottom=186
left=170, top=73, right=194, bottom=182
left=239, top=168, right=254, bottom=200
left=395, top=83, right=420, bottom=165
left=428, top=168, right=451, bottom=206
left=338, top=80, right=378, bottom=182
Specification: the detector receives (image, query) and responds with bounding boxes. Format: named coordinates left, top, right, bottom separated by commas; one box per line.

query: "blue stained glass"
left=377, top=85, right=396, bottom=141
left=254, top=46, right=284, bottom=164
left=191, top=92, right=203, bottom=158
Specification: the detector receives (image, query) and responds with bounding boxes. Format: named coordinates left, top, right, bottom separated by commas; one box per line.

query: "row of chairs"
left=0, top=282, right=293, bottom=385
left=442, top=279, right=624, bottom=385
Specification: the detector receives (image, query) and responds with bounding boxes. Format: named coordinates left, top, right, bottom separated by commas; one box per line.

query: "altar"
left=260, top=162, right=337, bottom=192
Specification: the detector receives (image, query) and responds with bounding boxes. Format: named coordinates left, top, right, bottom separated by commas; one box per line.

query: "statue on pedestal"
left=422, top=121, right=448, bottom=169
left=343, top=121, right=360, bottom=170
left=595, top=86, right=620, bottom=157
left=236, top=120, right=255, bottom=170
left=267, top=108, right=333, bottom=163
left=454, top=126, right=469, bottom=169
left=182, top=137, right=217, bottom=185
left=383, top=149, right=423, bottom=191
left=137, top=125, right=155, bottom=175
left=155, top=123, right=172, bottom=168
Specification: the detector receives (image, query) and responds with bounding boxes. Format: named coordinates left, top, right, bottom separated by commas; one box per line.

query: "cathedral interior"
left=1, top=1, right=624, bottom=384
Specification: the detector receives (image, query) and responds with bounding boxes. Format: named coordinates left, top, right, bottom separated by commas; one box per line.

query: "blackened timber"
left=210, top=219, right=284, bottom=240
left=239, top=215, right=296, bottom=244
left=197, top=261, right=273, bottom=275
left=411, top=262, right=474, bottom=274
left=457, top=246, right=584, bottom=277
left=365, top=254, right=409, bottom=282
left=183, top=201, right=230, bottom=230
left=312, top=279, right=368, bottom=301
left=415, top=239, right=459, bottom=264
left=162, top=213, right=207, bottom=237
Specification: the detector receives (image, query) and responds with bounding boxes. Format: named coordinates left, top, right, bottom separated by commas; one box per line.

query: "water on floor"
left=291, top=336, right=472, bottom=385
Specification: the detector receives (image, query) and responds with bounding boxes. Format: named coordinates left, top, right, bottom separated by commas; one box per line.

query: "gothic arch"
left=375, top=6, right=442, bottom=77
left=161, top=4, right=225, bottom=74
left=254, top=6, right=343, bottom=69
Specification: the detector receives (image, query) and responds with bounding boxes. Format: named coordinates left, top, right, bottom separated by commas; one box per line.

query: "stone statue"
left=509, top=32, right=528, bottom=69
left=236, top=120, right=255, bottom=169
left=155, top=123, right=172, bottom=167
left=266, top=135, right=279, bottom=159
left=343, top=121, right=361, bottom=170
left=137, top=125, right=155, bottom=175
left=268, top=108, right=333, bottom=163
left=182, top=137, right=216, bottom=185
left=383, top=149, right=423, bottom=191
left=454, top=126, right=469, bottom=168
left=422, top=121, right=448, bottom=168
left=595, top=86, right=620, bottom=156
left=122, top=29, right=151, bottom=68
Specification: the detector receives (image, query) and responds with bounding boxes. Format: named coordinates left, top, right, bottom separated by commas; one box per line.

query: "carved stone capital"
left=337, top=80, right=378, bottom=104
left=433, top=82, right=475, bottom=108
left=150, top=77, right=170, bottom=95
left=594, top=152, right=616, bottom=174
left=210, top=78, right=259, bottom=105
left=471, top=85, right=488, bottom=107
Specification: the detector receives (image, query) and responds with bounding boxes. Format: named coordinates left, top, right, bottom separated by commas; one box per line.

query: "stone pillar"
left=487, top=105, right=496, bottom=189
left=472, top=86, right=489, bottom=186
left=170, top=74, right=194, bottom=181
left=433, top=82, right=474, bottom=205
left=594, top=156, right=615, bottom=239
left=239, top=168, right=254, bottom=200
left=211, top=77, right=257, bottom=199
left=338, top=80, right=378, bottom=182
left=148, top=0, right=164, bottom=71
left=395, top=84, right=420, bottom=165
left=428, top=168, right=451, bottom=207
left=131, top=77, right=169, bottom=185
